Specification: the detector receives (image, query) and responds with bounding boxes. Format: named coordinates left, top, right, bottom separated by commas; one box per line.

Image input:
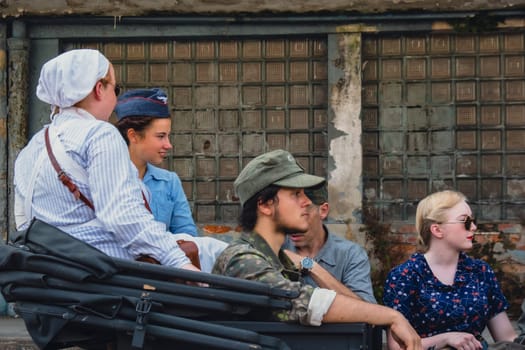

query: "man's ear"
left=257, top=198, right=275, bottom=217
left=318, top=202, right=329, bottom=220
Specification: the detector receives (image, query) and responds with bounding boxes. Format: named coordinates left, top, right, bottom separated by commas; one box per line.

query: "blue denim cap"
left=115, top=88, right=170, bottom=120
left=234, top=149, right=325, bottom=206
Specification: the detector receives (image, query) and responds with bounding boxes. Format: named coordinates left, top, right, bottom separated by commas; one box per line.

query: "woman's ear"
left=429, top=222, right=444, bottom=239
left=92, top=80, right=105, bottom=100
left=127, top=128, right=138, bottom=144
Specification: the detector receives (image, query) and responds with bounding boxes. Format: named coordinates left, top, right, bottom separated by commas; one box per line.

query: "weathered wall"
left=6, top=23, right=29, bottom=238
left=329, top=33, right=362, bottom=223
left=1, top=0, right=525, bottom=18
left=0, top=6, right=523, bottom=314
left=327, top=32, right=365, bottom=244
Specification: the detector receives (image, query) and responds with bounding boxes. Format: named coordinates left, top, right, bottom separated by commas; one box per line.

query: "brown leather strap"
left=45, top=127, right=95, bottom=211
left=142, top=192, right=152, bottom=213
left=44, top=127, right=199, bottom=268
left=44, top=127, right=153, bottom=213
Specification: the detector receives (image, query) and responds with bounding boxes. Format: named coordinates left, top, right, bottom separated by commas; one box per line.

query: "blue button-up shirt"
left=143, top=164, right=197, bottom=236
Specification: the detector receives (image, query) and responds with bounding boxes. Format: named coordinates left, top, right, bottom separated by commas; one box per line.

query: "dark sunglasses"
left=114, top=84, right=121, bottom=97
left=441, top=216, right=477, bottom=230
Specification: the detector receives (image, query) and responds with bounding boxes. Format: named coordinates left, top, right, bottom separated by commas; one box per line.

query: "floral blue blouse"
left=383, top=252, right=508, bottom=338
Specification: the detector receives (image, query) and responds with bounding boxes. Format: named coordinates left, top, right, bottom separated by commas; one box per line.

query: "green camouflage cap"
left=234, top=149, right=325, bottom=205
left=304, top=183, right=328, bottom=205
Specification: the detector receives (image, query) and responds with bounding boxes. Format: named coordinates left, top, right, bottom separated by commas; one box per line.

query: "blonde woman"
left=383, top=190, right=516, bottom=350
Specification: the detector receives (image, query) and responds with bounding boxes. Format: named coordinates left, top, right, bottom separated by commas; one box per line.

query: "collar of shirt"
left=314, top=225, right=337, bottom=267
left=418, top=251, right=470, bottom=290
left=144, top=163, right=171, bottom=182
left=240, top=231, right=301, bottom=282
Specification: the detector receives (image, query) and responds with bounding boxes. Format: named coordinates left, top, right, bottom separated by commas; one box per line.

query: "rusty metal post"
left=0, top=22, right=7, bottom=241
left=7, top=21, right=29, bottom=238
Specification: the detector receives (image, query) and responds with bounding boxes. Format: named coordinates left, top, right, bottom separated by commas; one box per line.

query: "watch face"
left=301, top=257, right=314, bottom=270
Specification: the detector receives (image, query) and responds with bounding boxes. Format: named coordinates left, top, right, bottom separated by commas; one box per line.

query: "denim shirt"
left=143, top=164, right=197, bottom=236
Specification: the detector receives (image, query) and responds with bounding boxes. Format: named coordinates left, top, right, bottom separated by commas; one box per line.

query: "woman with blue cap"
left=115, top=88, right=196, bottom=236
left=14, top=50, right=200, bottom=272
left=115, top=87, right=226, bottom=272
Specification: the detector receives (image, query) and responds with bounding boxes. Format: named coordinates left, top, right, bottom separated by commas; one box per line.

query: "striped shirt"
left=14, top=107, right=190, bottom=268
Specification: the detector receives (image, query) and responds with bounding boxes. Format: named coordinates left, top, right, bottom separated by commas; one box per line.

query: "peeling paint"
left=329, top=33, right=363, bottom=224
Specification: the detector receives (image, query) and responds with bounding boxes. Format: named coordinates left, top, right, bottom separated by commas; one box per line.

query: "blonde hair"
left=416, top=190, right=466, bottom=250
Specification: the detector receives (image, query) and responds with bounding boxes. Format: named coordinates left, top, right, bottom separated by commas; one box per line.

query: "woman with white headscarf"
left=13, top=49, right=200, bottom=272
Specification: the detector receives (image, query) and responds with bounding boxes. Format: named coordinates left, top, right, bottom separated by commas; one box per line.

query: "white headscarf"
left=36, top=49, right=110, bottom=113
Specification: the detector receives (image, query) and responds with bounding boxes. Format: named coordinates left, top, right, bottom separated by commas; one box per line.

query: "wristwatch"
left=300, top=256, right=314, bottom=275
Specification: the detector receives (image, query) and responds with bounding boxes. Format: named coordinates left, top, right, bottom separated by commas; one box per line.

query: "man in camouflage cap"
left=283, top=183, right=377, bottom=303
left=213, top=149, right=421, bottom=350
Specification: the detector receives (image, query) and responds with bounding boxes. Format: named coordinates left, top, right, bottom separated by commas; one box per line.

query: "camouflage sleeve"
left=213, top=244, right=314, bottom=324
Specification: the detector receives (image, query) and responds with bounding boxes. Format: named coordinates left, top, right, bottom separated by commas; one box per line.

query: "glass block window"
left=66, top=38, right=329, bottom=224
left=362, top=32, right=525, bottom=222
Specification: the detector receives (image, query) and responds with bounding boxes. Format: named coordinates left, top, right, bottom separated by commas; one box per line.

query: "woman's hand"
left=419, top=332, right=482, bottom=350
left=444, top=332, right=482, bottom=350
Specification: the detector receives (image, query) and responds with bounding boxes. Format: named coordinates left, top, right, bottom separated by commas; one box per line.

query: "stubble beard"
left=273, top=206, right=308, bottom=235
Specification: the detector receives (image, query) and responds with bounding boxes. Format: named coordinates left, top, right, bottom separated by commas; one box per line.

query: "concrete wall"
left=1, top=0, right=525, bottom=17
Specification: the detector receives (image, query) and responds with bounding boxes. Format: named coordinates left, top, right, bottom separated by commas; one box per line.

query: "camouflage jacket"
left=212, top=231, right=314, bottom=324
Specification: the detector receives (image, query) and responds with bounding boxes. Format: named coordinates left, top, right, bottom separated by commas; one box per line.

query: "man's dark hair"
left=239, top=185, right=280, bottom=231
left=115, top=116, right=156, bottom=145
